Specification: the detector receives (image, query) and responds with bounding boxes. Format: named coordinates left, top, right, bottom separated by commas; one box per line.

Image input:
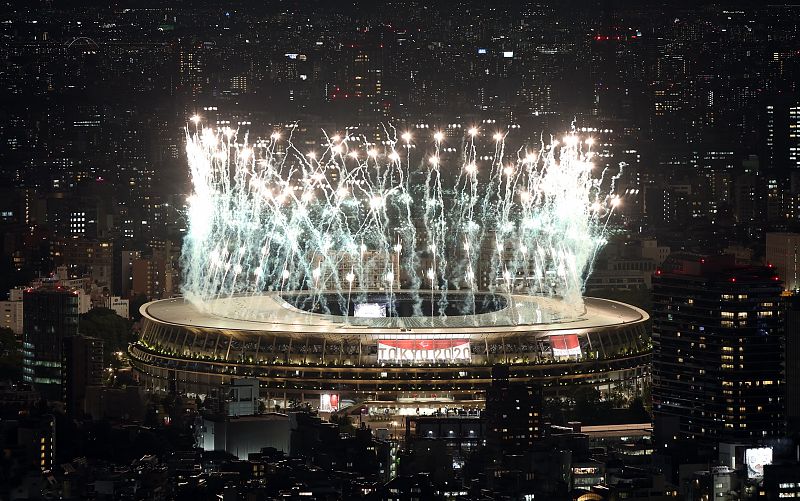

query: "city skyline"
left=2, top=1, right=800, bottom=500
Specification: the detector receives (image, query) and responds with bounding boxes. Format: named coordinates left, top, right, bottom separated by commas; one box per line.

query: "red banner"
left=550, top=334, right=581, bottom=357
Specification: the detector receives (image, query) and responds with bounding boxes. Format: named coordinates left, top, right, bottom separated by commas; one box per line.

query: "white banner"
left=377, top=339, right=471, bottom=362
left=320, top=393, right=339, bottom=412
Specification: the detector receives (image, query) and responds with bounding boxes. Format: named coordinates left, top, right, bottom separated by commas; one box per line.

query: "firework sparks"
left=181, top=124, right=621, bottom=319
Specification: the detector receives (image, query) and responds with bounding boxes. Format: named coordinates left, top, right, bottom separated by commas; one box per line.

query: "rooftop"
left=141, top=292, right=648, bottom=338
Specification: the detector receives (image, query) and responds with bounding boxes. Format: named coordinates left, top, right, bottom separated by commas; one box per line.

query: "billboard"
left=320, top=393, right=340, bottom=413
left=744, top=447, right=773, bottom=478
left=378, top=339, right=471, bottom=363
left=550, top=334, right=581, bottom=358
left=354, top=303, right=387, bottom=318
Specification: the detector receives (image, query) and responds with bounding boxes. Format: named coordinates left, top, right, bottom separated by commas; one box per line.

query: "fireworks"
left=181, top=123, right=621, bottom=319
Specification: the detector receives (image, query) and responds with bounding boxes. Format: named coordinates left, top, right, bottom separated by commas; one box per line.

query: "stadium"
left=128, top=291, right=650, bottom=414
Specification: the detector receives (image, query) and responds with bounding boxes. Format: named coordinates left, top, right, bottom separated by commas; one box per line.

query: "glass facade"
left=22, top=287, right=80, bottom=399
left=652, top=262, right=785, bottom=445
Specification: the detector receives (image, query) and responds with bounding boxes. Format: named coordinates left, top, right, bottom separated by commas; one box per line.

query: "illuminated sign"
left=745, top=447, right=773, bottom=478
left=503, top=51, right=514, bottom=58
left=354, top=303, right=386, bottom=318
left=320, top=393, right=340, bottom=412
left=477, top=48, right=487, bottom=54
left=550, top=334, right=581, bottom=358
left=378, top=339, right=471, bottom=362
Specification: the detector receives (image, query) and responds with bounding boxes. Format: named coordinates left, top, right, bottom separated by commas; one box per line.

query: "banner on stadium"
left=550, top=334, right=581, bottom=358
left=377, top=339, right=471, bottom=362
left=320, top=393, right=340, bottom=412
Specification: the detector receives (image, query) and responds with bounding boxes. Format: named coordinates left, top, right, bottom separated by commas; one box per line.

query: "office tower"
left=485, top=364, right=543, bottom=456
left=62, top=334, right=104, bottom=417
left=766, top=232, right=800, bottom=291
left=784, top=296, right=800, bottom=433
left=652, top=254, right=785, bottom=457
left=179, top=42, right=207, bottom=99
left=22, top=284, right=79, bottom=399
left=340, top=43, right=385, bottom=117
left=0, top=297, right=23, bottom=337
left=117, top=250, right=141, bottom=297
left=764, top=98, right=800, bottom=173
left=129, top=240, right=178, bottom=299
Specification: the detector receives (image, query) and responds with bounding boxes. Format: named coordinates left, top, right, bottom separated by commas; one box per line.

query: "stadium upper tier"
left=137, top=291, right=645, bottom=334
left=129, top=292, right=650, bottom=403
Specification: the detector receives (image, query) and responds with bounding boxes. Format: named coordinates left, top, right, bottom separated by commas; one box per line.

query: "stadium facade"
left=129, top=292, right=650, bottom=413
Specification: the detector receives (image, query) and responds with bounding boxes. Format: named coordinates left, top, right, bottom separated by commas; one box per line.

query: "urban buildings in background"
left=6, top=1, right=800, bottom=271
left=4, top=1, right=800, bottom=500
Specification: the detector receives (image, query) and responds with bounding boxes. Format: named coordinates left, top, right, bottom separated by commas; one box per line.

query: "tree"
left=329, top=413, right=356, bottom=435
left=79, top=308, right=133, bottom=364
left=572, top=386, right=605, bottom=422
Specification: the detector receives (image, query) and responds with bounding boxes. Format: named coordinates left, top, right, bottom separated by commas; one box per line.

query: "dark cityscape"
left=1, top=0, right=800, bottom=499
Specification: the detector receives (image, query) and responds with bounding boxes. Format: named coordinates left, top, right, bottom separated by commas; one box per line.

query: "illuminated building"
left=129, top=240, right=178, bottom=299
left=0, top=298, right=23, bottom=337
left=485, top=364, right=543, bottom=455
left=686, top=466, right=739, bottom=501
left=180, top=42, right=208, bottom=99
left=101, top=295, right=129, bottom=319
left=117, top=250, right=141, bottom=297
left=17, top=415, right=56, bottom=472
left=58, top=238, right=114, bottom=286
left=129, top=293, right=650, bottom=414
left=652, top=254, right=785, bottom=455
left=22, top=284, right=80, bottom=399
left=761, top=464, right=800, bottom=500
left=764, top=97, right=800, bottom=173
left=766, top=232, right=800, bottom=291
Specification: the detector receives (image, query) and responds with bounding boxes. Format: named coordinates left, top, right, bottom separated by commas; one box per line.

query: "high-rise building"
left=485, top=364, right=543, bottom=456
left=58, top=238, right=114, bottom=287
left=652, top=254, right=785, bottom=457
left=130, top=240, right=178, bottom=299
left=179, top=42, right=208, bottom=99
left=764, top=98, right=800, bottom=173
left=62, top=334, right=104, bottom=417
left=784, top=296, right=800, bottom=434
left=338, top=43, right=385, bottom=117
left=0, top=298, right=23, bottom=337
left=117, top=250, right=141, bottom=297
left=22, top=284, right=80, bottom=399
left=766, top=232, right=800, bottom=291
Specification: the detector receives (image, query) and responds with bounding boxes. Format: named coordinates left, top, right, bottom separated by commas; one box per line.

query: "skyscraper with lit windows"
left=652, top=254, right=785, bottom=457
left=22, top=284, right=80, bottom=399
